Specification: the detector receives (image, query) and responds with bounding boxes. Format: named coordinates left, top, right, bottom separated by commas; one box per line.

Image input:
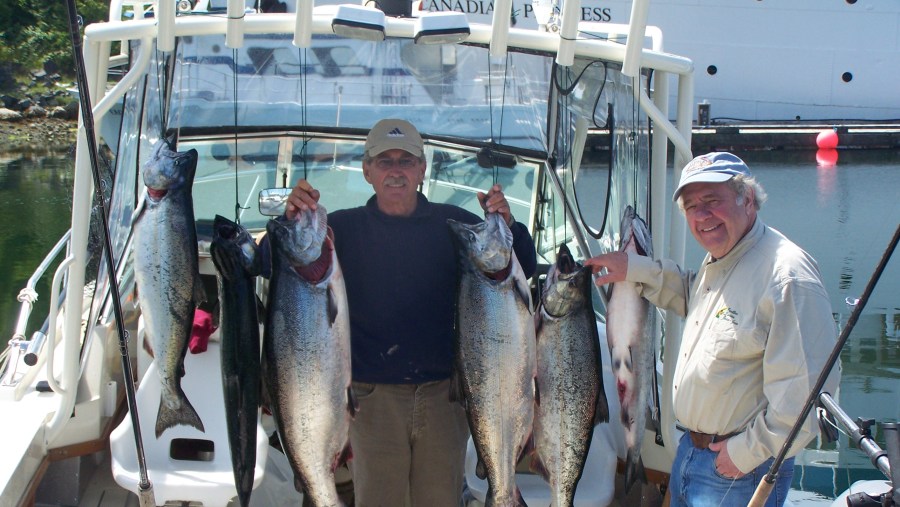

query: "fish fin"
left=155, top=388, right=205, bottom=438
left=594, top=344, right=610, bottom=424
left=193, top=276, right=207, bottom=305
left=519, top=434, right=536, bottom=478
left=513, top=275, right=532, bottom=313
left=327, top=287, right=338, bottom=326
left=594, top=385, right=610, bottom=424
left=449, top=368, right=466, bottom=409
left=515, top=488, right=528, bottom=507
left=529, top=452, right=550, bottom=481
left=142, top=334, right=155, bottom=358
left=333, top=444, right=353, bottom=472
left=347, top=385, right=358, bottom=417
left=476, top=458, right=487, bottom=480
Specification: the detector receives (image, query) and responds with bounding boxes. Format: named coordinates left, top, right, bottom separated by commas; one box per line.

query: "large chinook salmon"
left=532, top=244, right=609, bottom=507
left=133, top=139, right=205, bottom=438
left=210, top=215, right=261, bottom=507
left=606, top=205, right=656, bottom=493
left=448, top=213, right=535, bottom=507
left=264, top=206, right=354, bottom=507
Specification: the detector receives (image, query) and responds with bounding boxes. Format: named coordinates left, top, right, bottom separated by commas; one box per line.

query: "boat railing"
left=819, top=393, right=893, bottom=481
left=1, top=230, right=73, bottom=390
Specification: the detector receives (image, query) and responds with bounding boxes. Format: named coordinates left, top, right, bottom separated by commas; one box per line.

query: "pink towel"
left=189, top=308, right=215, bottom=354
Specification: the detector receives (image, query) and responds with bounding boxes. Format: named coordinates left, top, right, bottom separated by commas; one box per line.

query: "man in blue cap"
left=585, top=152, right=839, bottom=506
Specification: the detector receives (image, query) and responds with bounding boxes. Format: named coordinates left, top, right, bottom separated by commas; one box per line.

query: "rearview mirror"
left=258, top=188, right=292, bottom=216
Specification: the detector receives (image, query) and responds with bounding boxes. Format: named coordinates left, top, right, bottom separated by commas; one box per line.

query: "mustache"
left=384, top=176, right=408, bottom=186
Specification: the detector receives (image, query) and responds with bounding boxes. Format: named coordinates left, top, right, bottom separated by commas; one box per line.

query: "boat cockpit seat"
left=110, top=325, right=268, bottom=507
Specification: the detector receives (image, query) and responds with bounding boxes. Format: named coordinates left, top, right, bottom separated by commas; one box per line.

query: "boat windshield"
left=169, top=34, right=552, bottom=153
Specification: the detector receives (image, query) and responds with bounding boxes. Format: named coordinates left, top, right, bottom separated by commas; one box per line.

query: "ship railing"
left=1, top=230, right=72, bottom=392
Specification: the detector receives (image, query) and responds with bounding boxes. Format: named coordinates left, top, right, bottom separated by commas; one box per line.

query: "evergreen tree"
left=0, top=0, right=108, bottom=89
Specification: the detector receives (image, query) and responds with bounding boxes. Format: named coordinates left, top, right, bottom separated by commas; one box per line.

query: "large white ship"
left=421, top=0, right=900, bottom=122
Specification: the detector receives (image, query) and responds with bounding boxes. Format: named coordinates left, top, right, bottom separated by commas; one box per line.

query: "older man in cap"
left=283, top=119, right=537, bottom=506
left=585, top=152, right=838, bottom=506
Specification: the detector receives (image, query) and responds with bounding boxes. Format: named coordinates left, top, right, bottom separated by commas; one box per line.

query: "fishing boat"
left=0, top=0, right=894, bottom=505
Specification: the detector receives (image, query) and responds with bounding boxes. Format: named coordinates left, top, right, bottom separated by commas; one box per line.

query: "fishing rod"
left=748, top=221, right=900, bottom=507
left=62, top=2, right=156, bottom=506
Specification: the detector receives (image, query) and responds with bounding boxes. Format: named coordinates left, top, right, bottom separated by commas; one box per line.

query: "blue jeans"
left=669, top=432, right=794, bottom=507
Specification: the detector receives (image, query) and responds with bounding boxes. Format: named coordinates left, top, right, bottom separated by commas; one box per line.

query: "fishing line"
left=154, top=47, right=169, bottom=140
left=230, top=48, right=250, bottom=224
left=630, top=73, right=640, bottom=211
left=486, top=51, right=512, bottom=186
left=559, top=65, right=573, bottom=246
left=298, top=46, right=309, bottom=183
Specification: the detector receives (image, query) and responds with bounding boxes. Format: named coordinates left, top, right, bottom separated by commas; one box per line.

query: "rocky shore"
left=0, top=116, right=78, bottom=152
left=1, top=68, right=80, bottom=152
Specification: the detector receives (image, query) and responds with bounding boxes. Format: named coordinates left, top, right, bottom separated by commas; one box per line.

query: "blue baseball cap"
left=673, top=152, right=751, bottom=201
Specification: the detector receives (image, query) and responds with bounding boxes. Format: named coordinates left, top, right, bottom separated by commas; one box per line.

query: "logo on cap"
left=683, top=155, right=713, bottom=175
left=387, top=128, right=405, bottom=137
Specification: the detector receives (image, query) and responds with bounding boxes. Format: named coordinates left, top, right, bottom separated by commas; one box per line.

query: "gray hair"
left=727, top=174, right=767, bottom=210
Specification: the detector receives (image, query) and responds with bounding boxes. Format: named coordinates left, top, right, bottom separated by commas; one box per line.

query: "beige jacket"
left=626, top=218, right=840, bottom=473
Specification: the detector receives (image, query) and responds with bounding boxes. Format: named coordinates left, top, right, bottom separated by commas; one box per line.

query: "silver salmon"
left=606, top=205, right=655, bottom=493
left=210, top=214, right=261, bottom=507
left=532, top=244, right=609, bottom=507
left=133, top=139, right=206, bottom=438
left=264, top=207, right=354, bottom=507
left=448, top=213, right=535, bottom=507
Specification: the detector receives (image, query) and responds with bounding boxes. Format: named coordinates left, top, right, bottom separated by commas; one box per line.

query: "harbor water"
left=1, top=145, right=897, bottom=502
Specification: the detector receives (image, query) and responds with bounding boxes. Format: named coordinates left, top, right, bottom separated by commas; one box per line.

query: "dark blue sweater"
left=262, top=193, right=537, bottom=384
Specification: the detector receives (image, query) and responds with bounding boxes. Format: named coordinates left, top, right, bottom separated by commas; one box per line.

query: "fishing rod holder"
left=818, top=393, right=898, bottom=507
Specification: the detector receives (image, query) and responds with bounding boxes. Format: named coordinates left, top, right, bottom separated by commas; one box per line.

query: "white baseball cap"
left=673, top=152, right=751, bottom=201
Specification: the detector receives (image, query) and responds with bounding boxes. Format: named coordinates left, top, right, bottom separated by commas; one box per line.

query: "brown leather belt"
left=688, top=431, right=739, bottom=449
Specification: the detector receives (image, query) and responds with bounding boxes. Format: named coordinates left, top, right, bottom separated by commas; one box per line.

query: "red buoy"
left=816, top=148, right=839, bottom=167
left=816, top=130, right=839, bottom=149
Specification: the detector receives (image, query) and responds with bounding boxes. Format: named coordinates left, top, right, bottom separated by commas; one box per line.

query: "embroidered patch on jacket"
left=715, top=306, right=739, bottom=325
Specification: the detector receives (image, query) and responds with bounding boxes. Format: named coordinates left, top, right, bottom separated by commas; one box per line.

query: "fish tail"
left=623, top=450, right=647, bottom=494
left=235, top=489, right=251, bottom=507
left=155, top=388, right=205, bottom=438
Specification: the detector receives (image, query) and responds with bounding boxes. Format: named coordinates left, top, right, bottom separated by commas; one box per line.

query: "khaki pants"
left=349, top=379, right=470, bottom=507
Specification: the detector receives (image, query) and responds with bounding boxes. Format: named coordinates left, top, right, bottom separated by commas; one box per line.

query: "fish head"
left=142, top=139, right=199, bottom=201
left=268, top=206, right=329, bottom=267
left=618, top=205, right=653, bottom=257
left=211, top=215, right=259, bottom=278
left=447, top=213, right=512, bottom=274
left=541, top=244, right=590, bottom=316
